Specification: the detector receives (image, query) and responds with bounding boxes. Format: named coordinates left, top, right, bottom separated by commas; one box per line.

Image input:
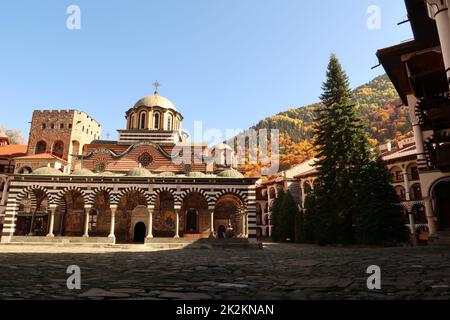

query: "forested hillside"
left=238, top=74, right=413, bottom=176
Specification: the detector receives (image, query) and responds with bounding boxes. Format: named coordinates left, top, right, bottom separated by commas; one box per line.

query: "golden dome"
left=133, top=93, right=176, bottom=111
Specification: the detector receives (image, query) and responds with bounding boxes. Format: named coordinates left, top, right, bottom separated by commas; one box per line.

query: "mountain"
left=237, top=74, right=413, bottom=176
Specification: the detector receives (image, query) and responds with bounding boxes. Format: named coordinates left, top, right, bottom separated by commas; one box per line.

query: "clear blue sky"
left=0, top=0, right=412, bottom=142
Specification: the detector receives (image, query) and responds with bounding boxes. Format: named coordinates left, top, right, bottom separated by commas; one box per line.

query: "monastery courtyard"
left=0, top=243, right=449, bottom=300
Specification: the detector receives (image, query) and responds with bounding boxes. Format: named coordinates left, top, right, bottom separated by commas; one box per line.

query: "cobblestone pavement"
left=0, top=243, right=449, bottom=300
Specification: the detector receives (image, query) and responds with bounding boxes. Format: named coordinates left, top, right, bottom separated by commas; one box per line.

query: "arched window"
left=35, top=141, right=47, bottom=154
left=139, top=111, right=147, bottom=129
left=410, top=184, right=423, bottom=201
left=52, top=141, right=64, bottom=158
left=167, top=114, right=173, bottom=130
left=129, top=114, right=135, bottom=129
left=153, top=111, right=161, bottom=130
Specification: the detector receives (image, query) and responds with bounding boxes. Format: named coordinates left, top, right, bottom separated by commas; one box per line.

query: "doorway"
left=133, top=222, right=146, bottom=243
left=435, top=181, right=450, bottom=231
left=185, top=209, right=198, bottom=233
left=217, top=225, right=226, bottom=238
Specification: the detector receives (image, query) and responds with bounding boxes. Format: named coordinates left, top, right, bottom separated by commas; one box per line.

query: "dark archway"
left=185, top=209, right=198, bottom=233
left=181, top=192, right=208, bottom=235
left=117, top=190, right=147, bottom=242
left=133, top=222, right=146, bottom=243
left=214, top=193, right=245, bottom=237
left=435, top=180, right=450, bottom=231
left=35, top=141, right=47, bottom=154
left=52, top=141, right=65, bottom=159
left=57, top=190, right=85, bottom=237
left=217, top=225, right=226, bottom=238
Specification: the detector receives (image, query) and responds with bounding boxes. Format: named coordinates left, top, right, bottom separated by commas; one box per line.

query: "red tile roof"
left=14, top=153, right=67, bottom=162
left=0, top=145, right=27, bottom=158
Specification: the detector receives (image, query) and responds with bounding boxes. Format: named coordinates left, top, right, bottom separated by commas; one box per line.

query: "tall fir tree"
left=278, top=191, right=299, bottom=242
left=270, top=188, right=285, bottom=242
left=312, top=54, right=370, bottom=244
left=310, top=54, right=407, bottom=245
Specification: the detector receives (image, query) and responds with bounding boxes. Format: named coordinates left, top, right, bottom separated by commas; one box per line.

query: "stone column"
left=403, top=169, right=410, bottom=201
left=108, top=205, right=117, bottom=238
left=408, top=211, right=418, bottom=246
left=407, top=95, right=426, bottom=168
left=28, top=210, right=36, bottom=236
left=146, top=205, right=153, bottom=239
left=174, top=209, right=180, bottom=238
left=424, top=197, right=438, bottom=236
left=241, top=211, right=246, bottom=238
left=209, top=210, right=214, bottom=237
left=47, top=205, right=57, bottom=237
left=83, top=205, right=91, bottom=237
left=0, top=178, right=9, bottom=206
left=427, top=0, right=450, bottom=88
left=244, top=213, right=248, bottom=238
left=300, top=181, right=306, bottom=208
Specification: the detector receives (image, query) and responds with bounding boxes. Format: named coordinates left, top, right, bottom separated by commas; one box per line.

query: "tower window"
left=139, top=111, right=147, bottom=129
left=167, top=114, right=173, bottom=130
left=35, top=140, right=47, bottom=154
left=130, top=114, right=135, bottom=129
left=153, top=111, right=161, bottom=130
left=42, top=124, right=46, bottom=130
left=51, top=124, right=55, bottom=129
left=60, top=124, right=64, bottom=129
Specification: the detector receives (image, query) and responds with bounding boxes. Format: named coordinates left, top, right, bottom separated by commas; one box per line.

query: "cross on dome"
left=153, top=80, right=160, bottom=95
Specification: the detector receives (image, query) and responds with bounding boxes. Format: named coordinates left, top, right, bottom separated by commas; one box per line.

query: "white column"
left=174, top=209, right=180, bottom=238
left=403, top=169, right=410, bottom=201
left=300, top=181, right=306, bottom=208
left=424, top=197, right=438, bottom=236
left=407, top=94, right=427, bottom=168
left=28, top=210, right=36, bottom=236
left=146, top=206, right=153, bottom=238
left=108, top=205, right=117, bottom=238
left=244, top=213, right=248, bottom=237
left=408, top=211, right=418, bottom=246
left=83, top=205, right=91, bottom=237
left=241, top=212, right=246, bottom=238
left=427, top=0, right=450, bottom=88
left=0, top=178, right=9, bottom=206
left=47, top=206, right=57, bottom=237
left=209, top=210, right=214, bottom=237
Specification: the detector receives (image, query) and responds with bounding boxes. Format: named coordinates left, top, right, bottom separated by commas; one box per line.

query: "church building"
left=0, top=85, right=258, bottom=244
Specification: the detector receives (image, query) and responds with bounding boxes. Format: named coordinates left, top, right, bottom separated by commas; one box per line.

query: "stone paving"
left=0, top=243, right=449, bottom=300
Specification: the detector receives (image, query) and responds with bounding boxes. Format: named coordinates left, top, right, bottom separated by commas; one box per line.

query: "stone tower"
left=26, top=110, right=102, bottom=171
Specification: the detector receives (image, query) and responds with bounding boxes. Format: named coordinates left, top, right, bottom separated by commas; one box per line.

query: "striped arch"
left=148, top=187, right=178, bottom=206
left=54, top=186, right=86, bottom=207
left=210, top=188, right=248, bottom=205
left=85, top=187, right=114, bottom=207
left=16, top=185, right=53, bottom=208
left=178, top=188, right=213, bottom=208
left=114, top=186, right=151, bottom=206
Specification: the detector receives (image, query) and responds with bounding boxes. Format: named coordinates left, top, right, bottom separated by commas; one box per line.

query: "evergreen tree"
left=302, top=193, right=317, bottom=243
left=312, top=54, right=370, bottom=244
left=278, top=191, right=299, bottom=242
left=310, top=54, right=407, bottom=246
left=354, top=158, right=409, bottom=245
left=270, top=188, right=285, bottom=242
